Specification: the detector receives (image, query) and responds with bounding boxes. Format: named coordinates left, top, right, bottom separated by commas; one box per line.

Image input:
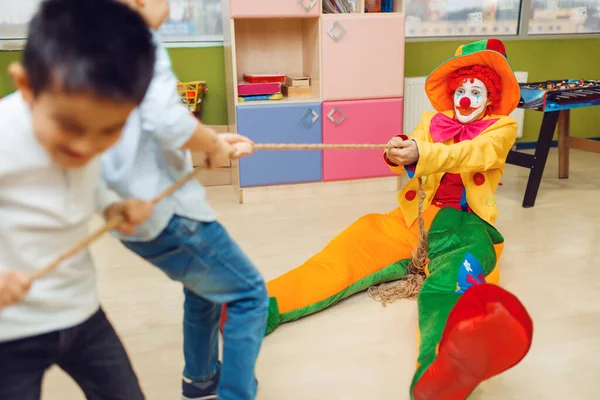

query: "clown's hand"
left=386, top=137, right=419, bottom=166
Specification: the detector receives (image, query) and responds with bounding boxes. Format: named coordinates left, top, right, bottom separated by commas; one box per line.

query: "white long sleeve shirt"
left=0, top=92, right=119, bottom=342
left=100, top=31, right=216, bottom=242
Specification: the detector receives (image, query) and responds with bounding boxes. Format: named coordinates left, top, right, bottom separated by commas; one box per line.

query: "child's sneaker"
left=181, top=369, right=219, bottom=400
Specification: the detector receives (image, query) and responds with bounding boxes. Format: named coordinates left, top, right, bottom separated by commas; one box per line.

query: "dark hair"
left=23, top=0, right=155, bottom=103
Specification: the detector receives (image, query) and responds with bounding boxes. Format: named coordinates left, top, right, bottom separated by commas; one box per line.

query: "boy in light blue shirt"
left=104, top=2, right=268, bottom=400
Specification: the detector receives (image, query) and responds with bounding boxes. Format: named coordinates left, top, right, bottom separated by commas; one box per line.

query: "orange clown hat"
left=425, top=38, right=520, bottom=116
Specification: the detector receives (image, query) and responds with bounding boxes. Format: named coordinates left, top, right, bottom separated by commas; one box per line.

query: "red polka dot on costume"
left=405, top=190, right=417, bottom=201
left=473, top=173, right=486, bottom=186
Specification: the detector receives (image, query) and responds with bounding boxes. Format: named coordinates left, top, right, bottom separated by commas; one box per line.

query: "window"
left=2, top=0, right=600, bottom=44
left=528, top=0, right=600, bottom=34
left=405, top=0, right=523, bottom=38
left=0, top=0, right=37, bottom=39
left=0, top=0, right=224, bottom=43
left=159, top=0, right=224, bottom=43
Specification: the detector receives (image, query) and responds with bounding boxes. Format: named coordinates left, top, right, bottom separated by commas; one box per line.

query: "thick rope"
left=28, top=143, right=395, bottom=282
left=367, top=177, right=429, bottom=307
left=254, top=143, right=393, bottom=151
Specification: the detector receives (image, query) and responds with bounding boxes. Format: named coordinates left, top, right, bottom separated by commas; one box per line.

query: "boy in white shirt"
left=104, top=2, right=268, bottom=400
left=0, top=0, right=158, bottom=398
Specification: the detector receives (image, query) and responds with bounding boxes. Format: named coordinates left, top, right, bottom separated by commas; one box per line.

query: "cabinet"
left=230, top=0, right=320, bottom=18
left=323, top=98, right=402, bottom=181
left=237, top=103, right=323, bottom=187
left=222, top=1, right=406, bottom=203
left=321, top=14, right=405, bottom=101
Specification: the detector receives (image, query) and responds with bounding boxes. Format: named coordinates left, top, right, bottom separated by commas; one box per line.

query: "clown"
left=222, top=39, right=534, bottom=399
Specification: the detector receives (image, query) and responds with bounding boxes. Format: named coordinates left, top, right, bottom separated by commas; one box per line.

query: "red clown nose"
left=459, top=97, right=471, bottom=108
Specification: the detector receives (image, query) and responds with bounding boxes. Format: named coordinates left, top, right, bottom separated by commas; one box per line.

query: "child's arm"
left=412, top=117, right=517, bottom=177
left=138, top=39, right=250, bottom=162
left=0, top=270, right=32, bottom=308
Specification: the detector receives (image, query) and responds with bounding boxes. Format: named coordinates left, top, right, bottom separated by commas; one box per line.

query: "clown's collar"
left=430, top=111, right=499, bottom=143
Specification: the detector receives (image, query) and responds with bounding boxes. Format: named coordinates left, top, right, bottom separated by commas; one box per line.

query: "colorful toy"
left=242, top=73, right=285, bottom=84
left=237, top=82, right=281, bottom=97
left=518, top=79, right=600, bottom=111
left=176, top=80, right=207, bottom=117
left=237, top=93, right=283, bottom=102
left=222, top=38, right=534, bottom=399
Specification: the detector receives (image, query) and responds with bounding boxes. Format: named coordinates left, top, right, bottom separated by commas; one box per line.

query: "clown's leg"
left=222, top=206, right=440, bottom=336
left=409, top=208, right=533, bottom=400
left=412, top=284, right=533, bottom=400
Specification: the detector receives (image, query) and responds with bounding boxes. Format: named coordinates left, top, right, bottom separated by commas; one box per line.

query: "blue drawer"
left=236, top=102, right=323, bottom=187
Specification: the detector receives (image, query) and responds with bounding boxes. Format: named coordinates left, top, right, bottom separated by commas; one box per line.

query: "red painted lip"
left=456, top=106, right=479, bottom=116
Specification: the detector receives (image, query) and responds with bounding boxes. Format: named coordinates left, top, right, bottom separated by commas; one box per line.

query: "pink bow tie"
left=429, top=113, right=498, bottom=143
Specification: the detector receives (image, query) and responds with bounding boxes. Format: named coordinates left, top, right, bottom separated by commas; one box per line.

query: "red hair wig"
left=447, top=65, right=503, bottom=115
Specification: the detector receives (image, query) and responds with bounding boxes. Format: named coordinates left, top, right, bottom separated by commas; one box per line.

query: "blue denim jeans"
left=0, top=308, right=144, bottom=400
left=123, top=216, right=268, bottom=400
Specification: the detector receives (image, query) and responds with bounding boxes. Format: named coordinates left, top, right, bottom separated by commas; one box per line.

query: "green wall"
left=0, top=46, right=229, bottom=125
left=168, top=46, right=227, bottom=125
left=2, top=39, right=599, bottom=140
left=0, top=51, right=20, bottom=96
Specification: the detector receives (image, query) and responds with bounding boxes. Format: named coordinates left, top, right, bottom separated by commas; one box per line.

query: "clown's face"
left=453, top=78, right=491, bottom=124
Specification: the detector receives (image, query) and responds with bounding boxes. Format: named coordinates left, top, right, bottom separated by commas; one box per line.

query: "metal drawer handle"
left=301, top=108, right=320, bottom=127
left=327, top=21, right=347, bottom=42
left=297, top=0, right=317, bottom=13
left=327, top=107, right=346, bottom=126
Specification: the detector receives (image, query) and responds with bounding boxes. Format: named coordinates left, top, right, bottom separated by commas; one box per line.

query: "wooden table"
left=557, top=109, right=600, bottom=179
left=505, top=80, right=600, bottom=208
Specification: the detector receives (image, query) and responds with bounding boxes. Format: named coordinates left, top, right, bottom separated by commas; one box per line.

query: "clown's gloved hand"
left=386, top=136, right=420, bottom=166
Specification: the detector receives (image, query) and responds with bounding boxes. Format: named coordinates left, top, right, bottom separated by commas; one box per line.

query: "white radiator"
left=511, top=71, right=528, bottom=139
left=403, top=72, right=528, bottom=139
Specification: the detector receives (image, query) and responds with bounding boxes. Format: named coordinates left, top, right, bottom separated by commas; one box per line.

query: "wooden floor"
left=43, top=149, right=600, bottom=399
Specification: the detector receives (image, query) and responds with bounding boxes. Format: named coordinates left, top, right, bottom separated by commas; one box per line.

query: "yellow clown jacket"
left=388, top=110, right=518, bottom=228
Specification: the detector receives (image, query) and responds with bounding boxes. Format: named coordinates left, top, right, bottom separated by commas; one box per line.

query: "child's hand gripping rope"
left=104, top=199, right=154, bottom=236
left=0, top=270, right=32, bottom=309
left=205, top=133, right=255, bottom=168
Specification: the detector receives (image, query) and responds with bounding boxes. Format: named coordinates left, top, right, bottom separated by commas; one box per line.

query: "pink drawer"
left=323, top=98, right=403, bottom=181
left=230, top=0, right=320, bottom=18
left=322, top=14, right=405, bottom=101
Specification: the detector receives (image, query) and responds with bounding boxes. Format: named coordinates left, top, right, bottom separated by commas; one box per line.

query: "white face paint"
left=453, top=78, right=490, bottom=124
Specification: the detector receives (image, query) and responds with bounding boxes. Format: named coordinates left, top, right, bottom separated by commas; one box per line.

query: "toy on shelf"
left=238, top=82, right=281, bottom=97
left=282, top=75, right=312, bottom=97
left=238, top=73, right=285, bottom=102
left=238, top=73, right=314, bottom=102
left=238, top=93, right=283, bottom=102
left=176, top=80, right=207, bottom=117
left=242, top=73, right=285, bottom=83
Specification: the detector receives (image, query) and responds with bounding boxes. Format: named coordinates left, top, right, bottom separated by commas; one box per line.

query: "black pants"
left=0, top=308, right=144, bottom=400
